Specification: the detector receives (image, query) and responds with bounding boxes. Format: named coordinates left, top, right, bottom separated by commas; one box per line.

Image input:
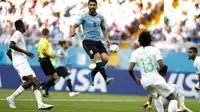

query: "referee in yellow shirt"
left=38, top=28, right=59, bottom=97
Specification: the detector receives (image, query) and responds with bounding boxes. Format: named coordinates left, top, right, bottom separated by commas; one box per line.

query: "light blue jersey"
left=76, top=12, right=105, bottom=41
left=56, top=48, right=67, bottom=67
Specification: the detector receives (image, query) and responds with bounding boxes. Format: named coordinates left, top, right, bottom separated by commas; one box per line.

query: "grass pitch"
left=0, top=89, right=198, bottom=112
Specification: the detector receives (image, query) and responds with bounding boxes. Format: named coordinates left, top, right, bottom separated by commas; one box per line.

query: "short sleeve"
left=130, top=52, right=136, bottom=63
left=194, top=62, right=200, bottom=74
left=155, top=48, right=162, bottom=61
left=76, top=15, right=84, bottom=26
left=10, top=32, right=21, bottom=43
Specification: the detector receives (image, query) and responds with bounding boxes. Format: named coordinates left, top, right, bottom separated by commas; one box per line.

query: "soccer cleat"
left=38, top=104, right=53, bottom=110
left=106, top=77, right=114, bottom=86
left=88, top=72, right=94, bottom=86
left=6, top=96, right=16, bottom=109
left=69, top=92, right=80, bottom=97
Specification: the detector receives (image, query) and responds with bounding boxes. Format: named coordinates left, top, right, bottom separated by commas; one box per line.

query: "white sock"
left=154, top=98, right=164, bottom=112
left=168, top=100, right=178, bottom=112
left=34, top=90, right=43, bottom=105
left=179, top=97, right=192, bottom=111
left=10, top=86, right=25, bottom=99
left=179, top=97, right=186, bottom=109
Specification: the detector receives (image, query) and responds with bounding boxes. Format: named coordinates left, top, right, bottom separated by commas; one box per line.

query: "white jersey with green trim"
left=130, top=46, right=163, bottom=87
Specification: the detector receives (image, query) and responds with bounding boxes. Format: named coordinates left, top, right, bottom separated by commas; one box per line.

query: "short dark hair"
left=58, top=41, right=66, bottom=46
left=189, top=47, right=198, bottom=54
left=138, top=31, right=152, bottom=47
left=14, top=20, right=24, bottom=30
left=88, top=0, right=97, bottom=5
left=42, top=28, right=50, bottom=36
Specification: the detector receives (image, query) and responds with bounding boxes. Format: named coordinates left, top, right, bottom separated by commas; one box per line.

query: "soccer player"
left=142, top=68, right=192, bottom=112
left=6, top=20, right=53, bottom=110
left=70, top=0, right=114, bottom=86
left=38, top=28, right=59, bottom=97
left=128, top=31, right=178, bottom=112
left=188, top=47, right=200, bottom=102
left=55, top=41, right=80, bottom=97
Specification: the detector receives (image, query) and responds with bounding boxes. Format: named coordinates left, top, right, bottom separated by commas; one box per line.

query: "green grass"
left=0, top=89, right=198, bottom=112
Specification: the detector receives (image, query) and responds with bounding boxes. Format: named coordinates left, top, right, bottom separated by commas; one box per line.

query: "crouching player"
left=142, top=66, right=192, bottom=112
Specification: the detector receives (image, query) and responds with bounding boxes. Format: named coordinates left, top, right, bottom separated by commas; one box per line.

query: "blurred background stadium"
left=0, top=0, right=200, bottom=111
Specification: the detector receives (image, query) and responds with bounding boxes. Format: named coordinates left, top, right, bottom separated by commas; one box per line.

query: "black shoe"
left=42, top=89, right=50, bottom=98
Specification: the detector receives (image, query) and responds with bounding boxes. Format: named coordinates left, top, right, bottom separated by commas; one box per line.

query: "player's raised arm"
left=100, top=17, right=110, bottom=45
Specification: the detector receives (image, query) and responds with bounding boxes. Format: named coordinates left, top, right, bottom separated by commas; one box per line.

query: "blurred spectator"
left=0, top=0, right=163, bottom=48
left=149, top=0, right=200, bottom=52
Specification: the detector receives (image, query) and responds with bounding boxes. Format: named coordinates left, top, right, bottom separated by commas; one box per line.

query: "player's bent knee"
left=33, top=79, right=40, bottom=88
left=102, top=57, right=109, bottom=62
left=166, top=93, right=177, bottom=101
left=22, top=79, right=34, bottom=89
left=93, top=53, right=101, bottom=60
left=53, top=73, right=59, bottom=79
left=101, top=53, right=109, bottom=61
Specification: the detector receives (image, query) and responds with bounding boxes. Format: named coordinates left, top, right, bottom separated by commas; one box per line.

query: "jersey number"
left=93, top=22, right=96, bottom=27
left=140, top=57, right=154, bottom=73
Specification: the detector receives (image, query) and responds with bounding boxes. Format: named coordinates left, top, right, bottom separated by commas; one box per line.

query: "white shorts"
left=170, top=84, right=185, bottom=98
left=144, top=78, right=173, bottom=99
left=13, top=61, right=36, bottom=81
left=160, top=97, right=169, bottom=109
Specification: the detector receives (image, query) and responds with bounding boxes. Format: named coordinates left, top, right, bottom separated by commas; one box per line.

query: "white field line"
left=0, top=98, right=144, bottom=102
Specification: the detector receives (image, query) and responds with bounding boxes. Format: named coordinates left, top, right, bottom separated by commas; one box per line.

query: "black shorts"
left=39, top=57, right=56, bottom=76
left=56, top=66, right=70, bottom=78
left=82, top=40, right=107, bottom=59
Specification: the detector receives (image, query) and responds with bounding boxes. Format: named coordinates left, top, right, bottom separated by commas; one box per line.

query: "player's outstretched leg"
left=100, top=53, right=114, bottom=86
left=154, top=98, right=164, bottom=112
left=179, top=97, right=193, bottom=112
left=66, top=79, right=80, bottom=97
left=33, top=77, right=53, bottom=110
left=6, top=75, right=35, bottom=108
left=88, top=70, right=95, bottom=86
left=87, top=61, right=107, bottom=86
left=106, top=77, right=114, bottom=86
left=6, top=85, right=25, bottom=109
left=41, top=78, right=55, bottom=97
left=166, top=93, right=178, bottom=112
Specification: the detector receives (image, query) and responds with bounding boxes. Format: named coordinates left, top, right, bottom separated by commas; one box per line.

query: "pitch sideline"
left=0, top=98, right=144, bottom=102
